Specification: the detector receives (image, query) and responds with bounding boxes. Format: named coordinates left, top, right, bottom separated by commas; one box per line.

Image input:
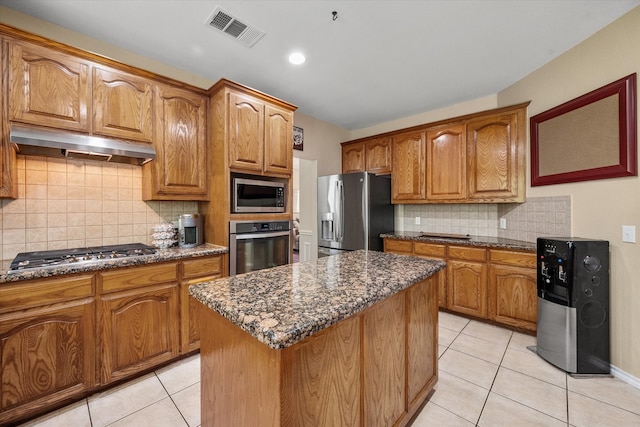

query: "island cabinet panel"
left=281, top=315, right=361, bottom=427
left=406, top=275, right=438, bottom=407
left=180, top=255, right=223, bottom=353
left=200, top=308, right=281, bottom=427
left=391, top=130, right=426, bottom=202
left=196, top=275, right=439, bottom=427
left=488, top=250, right=537, bottom=331
left=92, top=66, right=154, bottom=143
left=342, top=141, right=366, bottom=173
left=363, top=291, right=406, bottom=427
left=264, top=104, right=293, bottom=175
left=9, top=40, right=90, bottom=131
left=0, top=298, right=95, bottom=425
left=426, top=123, right=467, bottom=201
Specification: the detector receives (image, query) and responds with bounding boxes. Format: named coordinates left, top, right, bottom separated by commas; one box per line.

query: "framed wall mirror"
left=530, top=73, right=637, bottom=186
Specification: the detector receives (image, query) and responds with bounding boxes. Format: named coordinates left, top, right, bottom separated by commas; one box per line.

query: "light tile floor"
left=19, top=311, right=640, bottom=426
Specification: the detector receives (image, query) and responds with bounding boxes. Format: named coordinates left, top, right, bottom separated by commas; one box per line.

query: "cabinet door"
left=488, top=251, right=537, bottom=331
left=342, top=141, right=366, bottom=173
left=93, top=66, right=154, bottom=143
left=426, top=123, right=466, bottom=201
left=0, top=299, right=95, bottom=424
left=406, top=276, right=438, bottom=406
left=447, top=260, right=487, bottom=318
left=414, top=242, right=447, bottom=308
left=0, top=38, right=17, bottom=198
left=228, top=92, right=264, bottom=172
left=366, top=137, right=392, bottom=174
left=363, top=291, right=405, bottom=427
left=181, top=256, right=222, bottom=353
left=391, top=131, right=426, bottom=202
left=466, top=109, right=524, bottom=202
left=264, top=104, right=293, bottom=175
left=100, top=284, right=179, bottom=383
left=9, top=41, right=90, bottom=131
left=144, top=85, right=208, bottom=200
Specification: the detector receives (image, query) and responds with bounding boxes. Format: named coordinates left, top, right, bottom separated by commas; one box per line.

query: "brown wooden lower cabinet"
left=198, top=274, right=439, bottom=427
left=0, top=253, right=223, bottom=425
left=384, top=238, right=536, bottom=331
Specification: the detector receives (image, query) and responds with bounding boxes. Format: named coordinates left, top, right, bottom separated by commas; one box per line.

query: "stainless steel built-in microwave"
left=232, top=178, right=285, bottom=213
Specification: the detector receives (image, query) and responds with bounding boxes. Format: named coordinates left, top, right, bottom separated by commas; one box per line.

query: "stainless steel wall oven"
left=229, top=220, right=291, bottom=275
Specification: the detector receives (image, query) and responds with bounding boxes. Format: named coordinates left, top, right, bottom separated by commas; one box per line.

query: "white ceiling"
left=1, top=0, right=638, bottom=130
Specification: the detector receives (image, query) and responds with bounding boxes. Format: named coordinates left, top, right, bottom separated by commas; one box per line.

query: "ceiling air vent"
left=206, top=7, right=265, bottom=47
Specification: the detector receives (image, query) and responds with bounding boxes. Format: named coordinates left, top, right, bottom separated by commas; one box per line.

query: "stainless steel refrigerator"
left=317, top=172, right=395, bottom=257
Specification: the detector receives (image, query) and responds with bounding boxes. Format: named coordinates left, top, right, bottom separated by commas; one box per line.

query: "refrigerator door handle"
left=336, top=180, right=344, bottom=242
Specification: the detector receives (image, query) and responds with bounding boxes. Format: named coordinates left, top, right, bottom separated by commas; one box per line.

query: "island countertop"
left=189, top=249, right=446, bottom=350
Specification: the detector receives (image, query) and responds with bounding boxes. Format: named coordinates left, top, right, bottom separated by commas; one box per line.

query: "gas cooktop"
left=8, top=243, right=157, bottom=273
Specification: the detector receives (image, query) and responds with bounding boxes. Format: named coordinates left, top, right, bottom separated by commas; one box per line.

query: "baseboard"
left=611, top=364, right=640, bottom=390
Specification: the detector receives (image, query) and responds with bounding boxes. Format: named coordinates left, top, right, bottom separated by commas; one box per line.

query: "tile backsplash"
left=400, top=195, right=571, bottom=242
left=0, top=155, right=199, bottom=260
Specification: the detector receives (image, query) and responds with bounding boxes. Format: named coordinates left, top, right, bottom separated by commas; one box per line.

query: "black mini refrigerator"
left=536, top=237, right=610, bottom=374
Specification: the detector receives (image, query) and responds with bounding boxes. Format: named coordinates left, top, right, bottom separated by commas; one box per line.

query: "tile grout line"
left=154, top=371, right=191, bottom=427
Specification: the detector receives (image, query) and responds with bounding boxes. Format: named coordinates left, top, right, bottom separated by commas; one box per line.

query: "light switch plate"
left=499, top=218, right=507, bottom=229
left=622, top=225, right=636, bottom=243
left=415, top=217, right=421, bottom=225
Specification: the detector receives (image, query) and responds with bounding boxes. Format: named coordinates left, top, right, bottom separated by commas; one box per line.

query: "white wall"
left=498, top=7, right=640, bottom=380
left=293, top=112, right=349, bottom=177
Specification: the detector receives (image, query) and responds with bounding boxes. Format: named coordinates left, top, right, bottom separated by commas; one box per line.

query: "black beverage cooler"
left=536, top=237, right=610, bottom=374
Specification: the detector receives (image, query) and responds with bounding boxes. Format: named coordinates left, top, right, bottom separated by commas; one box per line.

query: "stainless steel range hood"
left=10, top=125, right=156, bottom=166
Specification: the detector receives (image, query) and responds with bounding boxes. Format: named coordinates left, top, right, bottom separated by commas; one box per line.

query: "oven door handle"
left=232, top=231, right=291, bottom=240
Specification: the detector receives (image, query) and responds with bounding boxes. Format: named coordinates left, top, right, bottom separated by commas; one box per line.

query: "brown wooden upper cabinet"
left=341, top=137, right=392, bottom=174
left=426, top=122, right=466, bottom=201
left=92, top=66, right=154, bottom=143
left=9, top=40, right=90, bottom=132
left=142, top=84, right=208, bottom=200
left=466, top=108, right=525, bottom=202
left=391, top=131, right=426, bottom=202
left=342, top=102, right=528, bottom=204
left=228, top=90, right=293, bottom=176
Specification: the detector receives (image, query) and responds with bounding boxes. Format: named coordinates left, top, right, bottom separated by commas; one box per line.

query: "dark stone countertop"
left=380, top=231, right=536, bottom=252
left=0, top=243, right=228, bottom=284
left=189, top=249, right=446, bottom=350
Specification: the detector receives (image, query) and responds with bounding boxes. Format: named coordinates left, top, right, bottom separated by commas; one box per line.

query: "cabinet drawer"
left=448, top=246, right=486, bottom=262
left=183, top=256, right=222, bottom=280
left=414, top=242, right=446, bottom=258
left=384, top=239, right=413, bottom=254
left=489, top=250, right=536, bottom=268
left=0, top=274, right=94, bottom=314
left=100, top=263, right=177, bottom=293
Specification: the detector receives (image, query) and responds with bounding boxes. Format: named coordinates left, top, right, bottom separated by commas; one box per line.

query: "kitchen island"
left=189, top=250, right=446, bottom=427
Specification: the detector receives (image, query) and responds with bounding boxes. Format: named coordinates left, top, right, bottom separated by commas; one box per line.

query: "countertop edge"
left=0, top=244, right=228, bottom=284
left=381, top=232, right=536, bottom=251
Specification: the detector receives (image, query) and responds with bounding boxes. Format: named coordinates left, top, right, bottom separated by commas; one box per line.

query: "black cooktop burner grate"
left=9, top=243, right=157, bottom=272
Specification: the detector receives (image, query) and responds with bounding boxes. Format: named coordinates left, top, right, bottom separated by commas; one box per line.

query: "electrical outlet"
left=622, top=225, right=636, bottom=243
left=415, top=216, right=421, bottom=225
left=499, top=218, right=507, bottom=229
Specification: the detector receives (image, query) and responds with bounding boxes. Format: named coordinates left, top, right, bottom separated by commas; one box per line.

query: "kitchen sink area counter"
left=190, top=250, right=445, bottom=426
left=190, top=249, right=445, bottom=349
left=380, top=231, right=536, bottom=251
left=0, top=243, right=228, bottom=284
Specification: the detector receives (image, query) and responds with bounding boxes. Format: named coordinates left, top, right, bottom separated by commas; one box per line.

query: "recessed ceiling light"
left=289, top=52, right=306, bottom=65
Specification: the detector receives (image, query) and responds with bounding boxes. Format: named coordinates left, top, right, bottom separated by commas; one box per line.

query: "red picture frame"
left=530, top=73, right=637, bottom=186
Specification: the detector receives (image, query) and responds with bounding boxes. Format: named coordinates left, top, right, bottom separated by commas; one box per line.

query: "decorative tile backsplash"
left=497, top=196, right=571, bottom=242
left=0, top=156, right=199, bottom=260
left=400, top=195, right=571, bottom=242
